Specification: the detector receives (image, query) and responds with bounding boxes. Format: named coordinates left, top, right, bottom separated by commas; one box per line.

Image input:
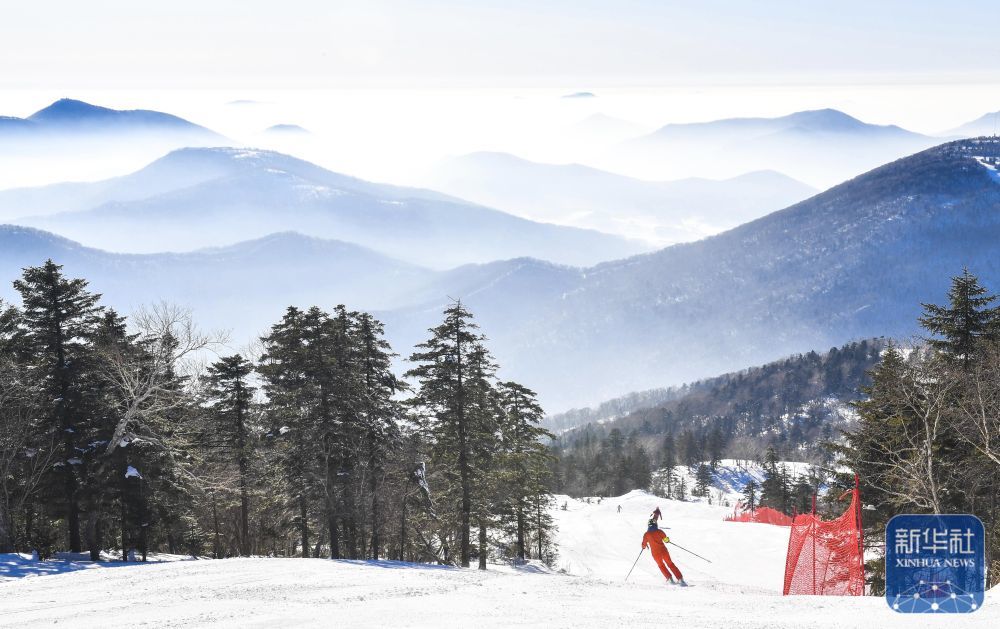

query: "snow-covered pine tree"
left=202, top=354, right=257, bottom=556
left=496, top=381, right=554, bottom=562
left=405, top=300, right=494, bottom=568
left=258, top=306, right=319, bottom=557
left=758, top=446, right=785, bottom=512
left=694, top=463, right=713, bottom=497
left=919, top=267, right=1000, bottom=369
left=14, top=261, right=103, bottom=553
left=352, top=312, right=405, bottom=560
left=741, top=479, right=758, bottom=512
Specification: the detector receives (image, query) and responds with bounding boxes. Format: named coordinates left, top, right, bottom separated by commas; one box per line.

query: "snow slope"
left=0, top=490, right=996, bottom=628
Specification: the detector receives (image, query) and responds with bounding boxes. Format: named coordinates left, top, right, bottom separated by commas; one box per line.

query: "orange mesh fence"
left=725, top=505, right=794, bottom=526
left=782, top=485, right=865, bottom=596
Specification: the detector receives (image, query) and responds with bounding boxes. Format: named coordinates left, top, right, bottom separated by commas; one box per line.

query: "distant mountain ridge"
left=5, top=139, right=1000, bottom=414
left=0, top=225, right=434, bottom=338
left=946, top=110, right=1000, bottom=138
left=384, top=137, right=1000, bottom=409
left=5, top=147, right=650, bottom=268
left=427, top=151, right=816, bottom=243
left=0, top=98, right=230, bottom=189
left=613, top=108, right=942, bottom=187
left=643, top=108, right=914, bottom=141
left=0, top=98, right=223, bottom=139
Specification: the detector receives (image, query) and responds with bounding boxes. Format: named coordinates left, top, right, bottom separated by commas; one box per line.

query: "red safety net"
left=725, top=506, right=794, bottom=526
left=782, top=480, right=865, bottom=596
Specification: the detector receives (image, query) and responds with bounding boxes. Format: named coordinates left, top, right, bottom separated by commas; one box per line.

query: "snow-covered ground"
left=0, top=490, right=996, bottom=628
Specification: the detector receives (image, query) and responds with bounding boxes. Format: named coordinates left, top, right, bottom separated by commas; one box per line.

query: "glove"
left=663, top=536, right=670, bottom=544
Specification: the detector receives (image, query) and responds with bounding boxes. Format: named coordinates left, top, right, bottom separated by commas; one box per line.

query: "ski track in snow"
left=1, top=490, right=996, bottom=628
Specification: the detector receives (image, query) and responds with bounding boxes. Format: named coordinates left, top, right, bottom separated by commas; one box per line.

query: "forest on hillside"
left=550, top=339, right=884, bottom=497
left=0, top=261, right=555, bottom=568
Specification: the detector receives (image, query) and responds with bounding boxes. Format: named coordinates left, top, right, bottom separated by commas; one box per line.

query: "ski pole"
left=668, top=541, right=712, bottom=564
left=624, top=547, right=645, bottom=582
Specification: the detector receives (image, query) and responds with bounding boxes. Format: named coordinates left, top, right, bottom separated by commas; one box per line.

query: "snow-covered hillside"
left=2, top=489, right=997, bottom=628
left=652, top=459, right=818, bottom=507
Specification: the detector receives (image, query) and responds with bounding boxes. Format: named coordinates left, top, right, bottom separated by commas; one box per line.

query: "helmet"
left=647, top=518, right=658, bottom=531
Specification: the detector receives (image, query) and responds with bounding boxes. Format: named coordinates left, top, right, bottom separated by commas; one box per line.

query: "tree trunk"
left=328, top=508, right=339, bottom=560
left=119, top=450, right=129, bottom=561
left=455, top=324, right=471, bottom=568
left=536, top=493, right=543, bottom=561
left=516, top=499, right=526, bottom=561
left=478, top=516, right=487, bottom=570
left=54, top=329, right=81, bottom=553
left=65, top=458, right=80, bottom=552
left=86, top=509, right=101, bottom=561
left=399, top=498, right=407, bottom=561
left=345, top=514, right=358, bottom=560
left=212, top=500, right=221, bottom=559
left=370, top=472, right=380, bottom=560
left=298, top=488, right=310, bottom=558
left=0, top=501, right=14, bottom=553
left=24, top=498, right=35, bottom=554
left=235, top=381, right=250, bottom=557
left=0, top=504, right=12, bottom=553
left=325, top=459, right=339, bottom=559
left=239, top=466, right=250, bottom=556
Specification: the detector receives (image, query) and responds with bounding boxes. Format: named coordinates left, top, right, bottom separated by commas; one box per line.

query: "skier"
left=641, top=518, right=687, bottom=586
left=617, top=505, right=622, bottom=513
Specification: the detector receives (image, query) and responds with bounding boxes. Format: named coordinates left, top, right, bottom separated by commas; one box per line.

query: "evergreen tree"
left=353, top=312, right=404, bottom=560
left=660, top=434, right=676, bottom=497
left=405, top=300, right=489, bottom=568
left=759, top=446, right=786, bottom=512
left=678, top=429, right=699, bottom=467
left=694, top=463, right=713, bottom=497
left=14, top=261, right=103, bottom=552
left=919, top=268, right=1000, bottom=368
left=793, top=477, right=814, bottom=516
left=707, top=426, right=726, bottom=469
left=203, top=354, right=257, bottom=556
left=741, top=479, right=758, bottom=512
left=258, top=306, right=317, bottom=557
left=496, top=381, right=553, bottom=562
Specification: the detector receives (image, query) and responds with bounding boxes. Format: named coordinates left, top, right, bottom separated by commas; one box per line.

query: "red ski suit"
left=642, top=529, right=683, bottom=581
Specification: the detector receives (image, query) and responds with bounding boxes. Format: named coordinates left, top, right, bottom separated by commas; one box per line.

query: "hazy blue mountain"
left=0, top=98, right=223, bottom=142
left=0, top=226, right=433, bottom=341
left=263, top=124, right=310, bottom=135
left=615, top=108, right=941, bottom=188
left=7, top=139, right=999, bottom=413
left=0, top=147, right=248, bottom=219
left=389, top=138, right=1000, bottom=410
left=946, top=111, right=1000, bottom=138
left=11, top=147, right=649, bottom=268
left=0, top=99, right=229, bottom=190
left=426, top=151, right=816, bottom=243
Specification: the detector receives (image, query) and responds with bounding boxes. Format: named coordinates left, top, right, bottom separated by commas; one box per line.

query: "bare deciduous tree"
left=857, top=350, right=957, bottom=514
left=100, top=303, right=226, bottom=459
left=956, top=343, right=1000, bottom=468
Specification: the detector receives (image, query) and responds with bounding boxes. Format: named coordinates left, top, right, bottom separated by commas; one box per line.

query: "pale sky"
left=2, top=1, right=998, bottom=88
